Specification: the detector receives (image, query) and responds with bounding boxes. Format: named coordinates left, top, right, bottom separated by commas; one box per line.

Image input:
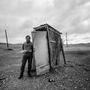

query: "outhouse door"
left=32, top=31, right=50, bottom=75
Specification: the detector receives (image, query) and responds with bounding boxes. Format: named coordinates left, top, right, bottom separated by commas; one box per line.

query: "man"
left=18, top=35, right=33, bottom=79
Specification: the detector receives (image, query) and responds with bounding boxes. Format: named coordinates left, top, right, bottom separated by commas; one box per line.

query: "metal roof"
left=33, top=24, right=62, bottom=34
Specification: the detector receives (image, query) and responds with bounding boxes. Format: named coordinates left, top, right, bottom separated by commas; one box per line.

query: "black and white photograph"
left=0, top=0, right=90, bottom=90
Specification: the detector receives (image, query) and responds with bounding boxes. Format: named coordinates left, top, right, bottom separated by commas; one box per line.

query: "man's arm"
left=19, top=44, right=25, bottom=53
left=22, top=44, right=24, bottom=50
left=31, top=44, right=33, bottom=52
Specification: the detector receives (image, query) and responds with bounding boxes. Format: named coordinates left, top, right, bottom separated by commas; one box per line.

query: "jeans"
left=20, top=52, right=33, bottom=76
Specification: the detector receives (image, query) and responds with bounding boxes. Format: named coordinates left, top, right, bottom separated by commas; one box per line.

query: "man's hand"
left=20, top=50, right=27, bottom=53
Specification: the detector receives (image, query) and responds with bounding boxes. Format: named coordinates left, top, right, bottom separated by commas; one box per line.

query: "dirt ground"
left=0, top=43, right=90, bottom=90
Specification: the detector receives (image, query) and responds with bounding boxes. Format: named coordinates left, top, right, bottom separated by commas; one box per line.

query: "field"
left=0, top=43, right=90, bottom=90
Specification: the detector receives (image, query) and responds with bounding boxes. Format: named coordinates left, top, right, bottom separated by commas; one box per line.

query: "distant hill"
left=0, top=42, right=22, bottom=45
left=0, top=42, right=90, bottom=47
left=0, top=43, right=7, bottom=45
left=0, top=42, right=22, bottom=50
left=68, top=43, right=90, bottom=47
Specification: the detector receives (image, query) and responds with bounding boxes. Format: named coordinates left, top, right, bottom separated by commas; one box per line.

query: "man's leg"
left=27, top=53, right=32, bottom=76
left=18, top=55, right=27, bottom=79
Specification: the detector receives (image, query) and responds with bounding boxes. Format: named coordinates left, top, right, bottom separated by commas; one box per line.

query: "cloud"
left=0, top=0, right=90, bottom=44
left=68, top=33, right=90, bottom=44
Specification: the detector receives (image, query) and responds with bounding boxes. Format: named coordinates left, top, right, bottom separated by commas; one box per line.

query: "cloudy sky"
left=0, top=0, right=90, bottom=44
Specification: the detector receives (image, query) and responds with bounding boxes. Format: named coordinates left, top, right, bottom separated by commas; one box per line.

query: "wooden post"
left=46, top=25, right=52, bottom=71
left=5, top=29, right=9, bottom=49
left=61, top=39, right=66, bottom=64
left=66, top=32, right=68, bottom=47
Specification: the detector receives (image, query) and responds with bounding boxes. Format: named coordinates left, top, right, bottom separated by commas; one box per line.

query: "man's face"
left=26, top=36, right=30, bottom=42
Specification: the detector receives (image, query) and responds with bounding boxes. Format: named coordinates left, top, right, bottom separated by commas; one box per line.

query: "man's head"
left=25, top=35, right=31, bottom=43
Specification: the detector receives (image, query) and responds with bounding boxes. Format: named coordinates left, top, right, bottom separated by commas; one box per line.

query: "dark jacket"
left=22, top=41, right=33, bottom=55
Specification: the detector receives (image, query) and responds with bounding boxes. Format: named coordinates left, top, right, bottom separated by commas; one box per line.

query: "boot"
left=28, top=72, right=32, bottom=77
left=18, top=75, right=23, bottom=79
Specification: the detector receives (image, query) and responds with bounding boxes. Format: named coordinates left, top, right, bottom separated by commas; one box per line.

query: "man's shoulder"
left=23, top=41, right=33, bottom=45
left=23, top=42, right=26, bottom=45
left=29, top=41, right=33, bottom=45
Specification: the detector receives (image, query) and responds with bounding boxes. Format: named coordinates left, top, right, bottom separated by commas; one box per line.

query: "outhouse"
left=31, top=24, right=66, bottom=75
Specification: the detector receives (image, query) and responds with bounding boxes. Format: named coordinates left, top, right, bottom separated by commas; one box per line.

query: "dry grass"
left=0, top=43, right=90, bottom=90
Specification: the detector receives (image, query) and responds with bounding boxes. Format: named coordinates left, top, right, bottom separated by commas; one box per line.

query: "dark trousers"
left=20, top=53, right=33, bottom=76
